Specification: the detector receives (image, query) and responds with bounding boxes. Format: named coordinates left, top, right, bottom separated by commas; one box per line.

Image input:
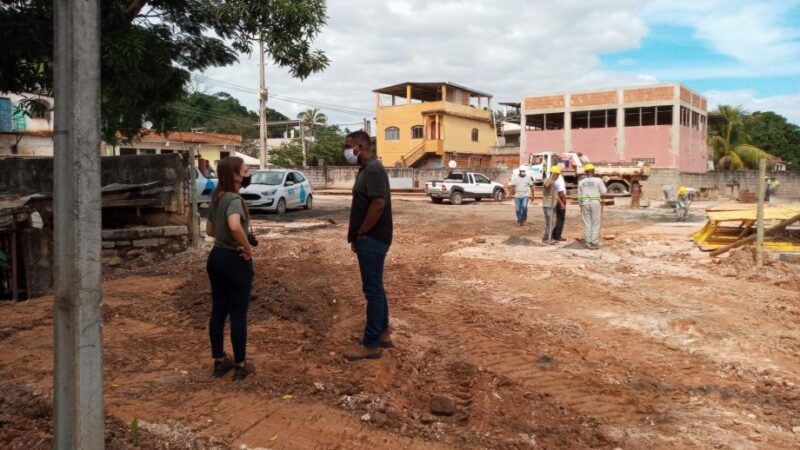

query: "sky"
left=200, top=0, right=800, bottom=129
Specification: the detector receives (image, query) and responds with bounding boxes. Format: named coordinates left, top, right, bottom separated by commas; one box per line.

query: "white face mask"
left=344, top=146, right=360, bottom=165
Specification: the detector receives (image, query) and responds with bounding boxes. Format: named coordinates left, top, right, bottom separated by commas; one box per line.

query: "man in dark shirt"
left=343, top=130, right=394, bottom=361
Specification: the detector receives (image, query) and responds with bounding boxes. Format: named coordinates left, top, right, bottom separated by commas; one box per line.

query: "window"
left=691, top=111, right=700, bottom=130
left=589, top=110, right=608, bottom=128
left=572, top=111, right=589, bottom=129
left=0, top=97, right=11, bottom=132
left=294, top=172, right=306, bottom=183
left=632, top=158, right=655, bottom=165
left=285, top=172, right=296, bottom=184
left=385, top=126, right=399, bottom=140
left=473, top=174, right=490, bottom=183
left=526, top=114, right=545, bottom=130
left=625, top=108, right=641, bottom=127
left=220, top=151, right=231, bottom=159
left=680, top=107, right=690, bottom=126
left=119, top=148, right=137, bottom=155
left=656, top=106, right=673, bottom=125
left=640, top=107, right=656, bottom=126
left=160, top=149, right=174, bottom=154
left=607, top=109, right=617, bottom=127
left=140, top=148, right=156, bottom=154
left=471, top=128, right=479, bottom=142
left=411, top=125, right=423, bottom=139
left=544, top=113, right=564, bottom=130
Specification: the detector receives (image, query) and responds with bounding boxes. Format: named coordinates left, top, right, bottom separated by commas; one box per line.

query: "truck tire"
left=493, top=188, right=505, bottom=202
left=606, top=182, right=629, bottom=195
left=450, top=191, right=464, bottom=205
left=432, top=197, right=443, bottom=204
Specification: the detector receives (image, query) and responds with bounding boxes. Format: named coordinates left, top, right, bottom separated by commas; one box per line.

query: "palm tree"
left=297, top=108, right=328, bottom=139
left=709, top=105, right=772, bottom=170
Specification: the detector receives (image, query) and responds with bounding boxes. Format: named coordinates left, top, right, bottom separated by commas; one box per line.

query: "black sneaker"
left=233, top=361, right=255, bottom=382
left=212, top=354, right=234, bottom=378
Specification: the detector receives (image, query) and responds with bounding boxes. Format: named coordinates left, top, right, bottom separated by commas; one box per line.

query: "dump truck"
left=515, top=151, right=650, bottom=194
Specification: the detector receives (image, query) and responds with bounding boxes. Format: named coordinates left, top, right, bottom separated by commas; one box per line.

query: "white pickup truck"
left=516, top=151, right=651, bottom=195
left=425, top=171, right=506, bottom=205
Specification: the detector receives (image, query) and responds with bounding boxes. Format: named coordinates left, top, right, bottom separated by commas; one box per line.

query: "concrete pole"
left=258, top=40, right=268, bottom=169
left=53, top=0, right=105, bottom=448
left=300, top=122, right=307, bottom=168
left=756, top=158, right=766, bottom=268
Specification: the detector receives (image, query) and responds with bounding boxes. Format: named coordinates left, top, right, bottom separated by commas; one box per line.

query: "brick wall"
left=524, top=95, right=565, bottom=110
left=570, top=90, right=617, bottom=107
left=680, top=87, right=692, bottom=103
left=101, top=225, right=189, bottom=267
left=624, top=86, right=675, bottom=103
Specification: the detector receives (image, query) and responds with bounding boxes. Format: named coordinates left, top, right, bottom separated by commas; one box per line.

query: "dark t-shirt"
left=348, top=157, right=393, bottom=245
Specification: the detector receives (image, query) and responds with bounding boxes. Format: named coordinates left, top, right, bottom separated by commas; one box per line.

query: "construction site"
left=2, top=187, right=800, bottom=449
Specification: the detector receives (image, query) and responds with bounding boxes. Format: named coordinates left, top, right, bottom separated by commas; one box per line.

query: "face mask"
left=241, top=175, right=251, bottom=188
left=519, top=172, right=526, bottom=177
left=344, top=146, right=360, bottom=165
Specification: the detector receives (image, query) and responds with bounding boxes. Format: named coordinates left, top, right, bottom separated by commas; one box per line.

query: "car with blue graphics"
left=240, top=169, right=313, bottom=214
left=196, top=168, right=218, bottom=203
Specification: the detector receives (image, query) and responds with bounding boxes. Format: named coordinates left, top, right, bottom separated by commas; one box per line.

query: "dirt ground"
left=2, top=195, right=800, bottom=449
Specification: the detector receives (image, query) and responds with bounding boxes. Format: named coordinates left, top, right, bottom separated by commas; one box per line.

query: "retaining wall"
left=643, top=169, right=800, bottom=200
left=101, top=225, right=189, bottom=267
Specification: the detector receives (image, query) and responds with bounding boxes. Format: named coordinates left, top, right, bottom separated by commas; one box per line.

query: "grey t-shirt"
left=208, top=192, right=248, bottom=250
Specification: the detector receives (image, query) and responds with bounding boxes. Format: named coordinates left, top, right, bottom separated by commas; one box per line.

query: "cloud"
left=705, top=89, right=800, bottom=124
left=202, top=0, right=800, bottom=128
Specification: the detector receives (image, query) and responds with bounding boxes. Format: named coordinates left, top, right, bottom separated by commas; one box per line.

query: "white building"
left=0, top=92, right=54, bottom=156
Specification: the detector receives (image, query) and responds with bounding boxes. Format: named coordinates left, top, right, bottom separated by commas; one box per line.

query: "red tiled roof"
left=138, top=130, right=242, bottom=145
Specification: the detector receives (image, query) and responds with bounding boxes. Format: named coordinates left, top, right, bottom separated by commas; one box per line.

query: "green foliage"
left=0, top=0, right=329, bottom=142
left=743, top=111, right=800, bottom=170
left=709, top=105, right=773, bottom=170
left=170, top=91, right=288, bottom=140
left=130, top=417, right=140, bottom=447
left=269, top=125, right=346, bottom=167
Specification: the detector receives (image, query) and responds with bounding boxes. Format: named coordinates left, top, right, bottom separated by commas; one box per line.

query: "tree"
left=170, top=91, right=288, bottom=140
left=0, top=0, right=330, bottom=142
left=709, top=105, right=773, bottom=170
left=297, top=107, right=328, bottom=153
left=743, top=111, right=800, bottom=170
left=269, top=124, right=346, bottom=167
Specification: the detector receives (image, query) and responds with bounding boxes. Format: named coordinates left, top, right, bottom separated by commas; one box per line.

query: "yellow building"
left=374, top=82, right=496, bottom=168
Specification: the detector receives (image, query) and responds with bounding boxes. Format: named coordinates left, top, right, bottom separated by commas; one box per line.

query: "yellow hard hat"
left=678, top=186, right=687, bottom=194
left=583, top=163, right=595, bottom=172
left=550, top=165, right=562, bottom=174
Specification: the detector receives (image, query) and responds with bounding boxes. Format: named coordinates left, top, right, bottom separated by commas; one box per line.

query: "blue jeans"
left=515, top=197, right=529, bottom=223
left=354, top=237, right=390, bottom=349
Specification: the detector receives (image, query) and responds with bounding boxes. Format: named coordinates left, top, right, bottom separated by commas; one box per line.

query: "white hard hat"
left=518, top=166, right=527, bottom=171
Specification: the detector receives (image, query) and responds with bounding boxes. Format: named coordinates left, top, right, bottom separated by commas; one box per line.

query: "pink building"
left=521, top=84, right=708, bottom=173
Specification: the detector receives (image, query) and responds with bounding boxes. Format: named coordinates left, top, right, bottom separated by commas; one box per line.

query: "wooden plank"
left=710, top=213, right=800, bottom=257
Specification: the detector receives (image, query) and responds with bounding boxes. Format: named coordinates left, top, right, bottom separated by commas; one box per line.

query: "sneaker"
left=233, top=361, right=255, bottom=382
left=556, top=238, right=567, bottom=242
left=212, top=354, right=234, bottom=378
left=343, top=346, right=382, bottom=361
left=379, top=328, right=394, bottom=348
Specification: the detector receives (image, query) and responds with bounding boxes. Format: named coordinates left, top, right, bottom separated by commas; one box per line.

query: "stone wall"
left=101, top=225, right=189, bottom=267
left=643, top=169, right=800, bottom=200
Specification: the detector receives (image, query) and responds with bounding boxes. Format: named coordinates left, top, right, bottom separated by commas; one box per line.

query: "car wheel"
left=606, top=182, right=628, bottom=195
left=276, top=198, right=287, bottom=214
left=494, top=188, right=505, bottom=202
left=304, top=195, right=313, bottom=210
left=432, top=197, right=443, bottom=204
left=450, top=191, right=464, bottom=205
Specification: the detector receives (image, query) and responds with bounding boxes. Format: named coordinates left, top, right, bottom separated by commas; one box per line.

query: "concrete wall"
left=303, top=166, right=512, bottom=190
left=572, top=128, right=617, bottom=162
left=0, top=154, right=190, bottom=225
left=643, top=169, right=800, bottom=200
left=625, top=125, right=673, bottom=167
left=101, top=225, right=189, bottom=267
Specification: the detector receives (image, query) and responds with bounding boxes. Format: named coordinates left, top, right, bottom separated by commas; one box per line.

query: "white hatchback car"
left=240, top=169, right=313, bottom=214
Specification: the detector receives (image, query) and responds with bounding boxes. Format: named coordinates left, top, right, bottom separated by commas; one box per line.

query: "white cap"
left=518, top=166, right=527, bottom=171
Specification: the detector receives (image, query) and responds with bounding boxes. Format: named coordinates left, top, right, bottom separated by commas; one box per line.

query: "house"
left=521, top=83, right=709, bottom=173
left=0, top=92, right=54, bottom=157
left=373, top=82, right=496, bottom=168
left=106, top=130, right=242, bottom=170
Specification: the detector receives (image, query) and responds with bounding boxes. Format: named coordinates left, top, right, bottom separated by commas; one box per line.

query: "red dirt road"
left=2, top=196, right=800, bottom=449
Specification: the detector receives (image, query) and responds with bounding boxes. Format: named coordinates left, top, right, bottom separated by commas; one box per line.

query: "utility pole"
left=756, top=158, right=766, bottom=268
left=300, top=123, right=307, bottom=168
left=53, top=0, right=105, bottom=448
left=258, top=39, right=268, bottom=168
left=189, top=146, right=200, bottom=247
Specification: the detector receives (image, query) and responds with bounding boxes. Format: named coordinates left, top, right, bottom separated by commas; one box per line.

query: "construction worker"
left=676, top=186, right=690, bottom=222
left=577, top=163, right=606, bottom=249
left=511, top=166, right=534, bottom=226
left=542, top=166, right=567, bottom=243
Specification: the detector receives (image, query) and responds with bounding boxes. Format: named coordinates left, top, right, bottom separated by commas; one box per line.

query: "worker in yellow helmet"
left=542, top=165, right=567, bottom=244
left=577, top=163, right=606, bottom=249
left=676, top=186, right=690, bottom=221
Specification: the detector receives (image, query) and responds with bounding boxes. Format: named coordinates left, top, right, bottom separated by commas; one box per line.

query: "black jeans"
left=207, top=246, right=253, bottom=364
left=354, top=237, right=390, bottom=348
left=553, top=204, right=566, bottom=240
